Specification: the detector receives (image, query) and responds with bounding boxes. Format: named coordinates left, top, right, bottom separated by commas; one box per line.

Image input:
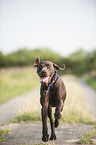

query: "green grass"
left=0, top=67, right=39, bottom=104
left=0, top=128, right=10, bottom=143
left=83, top=74, right=96, bottom=90
left=85, top=76, right=96, bottom=90
left=10, top=75, right=96, bottom=125
left=76, top=125, right=96, bottom=144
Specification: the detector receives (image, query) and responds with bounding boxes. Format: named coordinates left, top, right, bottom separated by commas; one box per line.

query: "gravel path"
left=0, top=123, right=93, bottom=145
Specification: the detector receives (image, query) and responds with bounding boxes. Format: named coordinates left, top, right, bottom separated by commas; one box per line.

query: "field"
left=0, top=67, right=96, bottom=124
left=0, top=67, right=39, bottom=104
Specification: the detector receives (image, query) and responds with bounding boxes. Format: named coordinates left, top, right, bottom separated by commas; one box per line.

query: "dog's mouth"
left=40, top=76, right=51, bottom=83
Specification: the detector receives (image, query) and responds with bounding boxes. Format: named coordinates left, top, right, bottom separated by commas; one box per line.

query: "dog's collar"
left=43, top=72, right=58, bottom=96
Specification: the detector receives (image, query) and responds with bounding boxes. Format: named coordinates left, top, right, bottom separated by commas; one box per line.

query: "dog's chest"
left=49, top=88, right=60, bottom=107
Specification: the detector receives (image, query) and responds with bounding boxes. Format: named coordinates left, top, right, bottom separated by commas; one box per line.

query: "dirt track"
left=0, top=123, right=93, bottom=145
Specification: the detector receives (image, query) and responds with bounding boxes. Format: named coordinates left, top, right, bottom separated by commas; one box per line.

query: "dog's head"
left=34, top=57, right=65, bottom=84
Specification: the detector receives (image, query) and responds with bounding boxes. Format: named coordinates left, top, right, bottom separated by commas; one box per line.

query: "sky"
left=0, top=0, right=96, bottom=56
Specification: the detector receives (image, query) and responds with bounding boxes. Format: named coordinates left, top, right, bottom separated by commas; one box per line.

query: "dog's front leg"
left=41, top=104, right=49, bottom=142
left=54, top=100, right=64, bottom=127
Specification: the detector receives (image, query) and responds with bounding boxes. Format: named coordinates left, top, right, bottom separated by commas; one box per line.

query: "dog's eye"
left=39, top=65, right=42, bottom=69
left=46, top=64, right=50, bottom=68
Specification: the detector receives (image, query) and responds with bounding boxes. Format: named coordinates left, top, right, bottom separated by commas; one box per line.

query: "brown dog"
left=34, top=57, right=66, bottom=142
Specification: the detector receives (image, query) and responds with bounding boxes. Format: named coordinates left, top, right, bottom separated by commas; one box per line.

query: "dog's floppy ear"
left=53, top=63, right=65, bottom=70
left=34, top=57, right=40, bottom=67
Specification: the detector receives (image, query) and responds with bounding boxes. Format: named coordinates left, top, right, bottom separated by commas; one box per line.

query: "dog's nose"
left=41, top=69, right=47, bottom=74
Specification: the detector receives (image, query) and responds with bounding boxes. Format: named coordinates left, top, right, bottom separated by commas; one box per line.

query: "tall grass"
left=0, top=67, right=39, bottom=104
left=11, top=75, right=96, bottom=124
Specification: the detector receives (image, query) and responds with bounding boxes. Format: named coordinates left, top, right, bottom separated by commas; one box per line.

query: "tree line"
left=0, top=48, right=96, bottom=75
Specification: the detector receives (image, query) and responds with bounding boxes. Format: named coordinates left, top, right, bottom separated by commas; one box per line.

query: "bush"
left=0, top=48, right=96, bottom=75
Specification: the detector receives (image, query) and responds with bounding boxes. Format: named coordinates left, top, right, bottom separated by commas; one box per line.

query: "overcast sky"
left=0, top=0, right=96, bottom=56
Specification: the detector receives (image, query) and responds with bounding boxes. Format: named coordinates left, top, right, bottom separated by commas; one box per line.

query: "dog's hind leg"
left=48, top=105, right=56, bottom=140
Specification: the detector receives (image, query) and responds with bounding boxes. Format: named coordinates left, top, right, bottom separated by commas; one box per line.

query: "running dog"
left=34, top=57, right=66, bottom=142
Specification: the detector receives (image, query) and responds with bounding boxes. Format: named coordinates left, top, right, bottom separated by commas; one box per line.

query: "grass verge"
left=10, top=75, right=96, bottom=125
left=0, top=128, right=10, bottom=143
left=76, top=125, right=96, bottom=144
left=85, top=76, right=96, bottom=90
left=83, top=74, right=96, bottom=90
left=0, top=67, right=39, bottom=104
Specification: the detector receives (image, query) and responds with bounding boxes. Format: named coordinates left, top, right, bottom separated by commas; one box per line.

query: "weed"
left=0, top=128, right=10, bottom=143
left=77, top=125, right=96, bottom=144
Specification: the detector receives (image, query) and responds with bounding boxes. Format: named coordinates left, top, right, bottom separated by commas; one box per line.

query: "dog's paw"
left=54, top=119, right=59, bottom=128
left=54, top=113, right=62, bottom=119
left=42, top=134, right=49, bottom=142
left=50, top=134, right=57, bottom=140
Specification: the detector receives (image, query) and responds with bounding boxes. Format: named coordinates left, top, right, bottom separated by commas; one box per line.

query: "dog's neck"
left=50, top=71, right=58, bottom=84
left=43, top=71, right=58, bottom=96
